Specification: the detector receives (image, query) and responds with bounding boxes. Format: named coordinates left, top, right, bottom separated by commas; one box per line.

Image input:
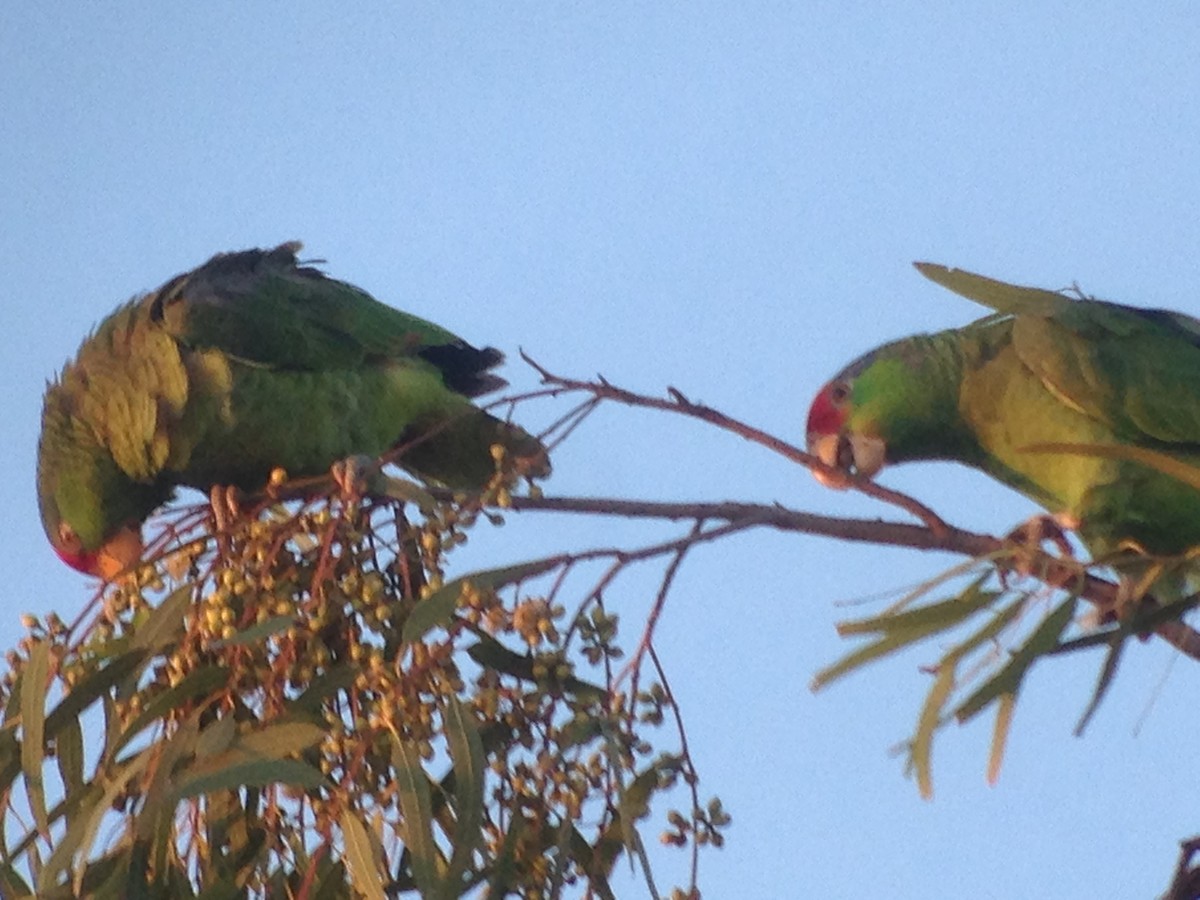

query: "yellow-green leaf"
left=175, top=757, right=324, bottom=800
left=954, top=597, right=1077, bottom=722
left=55, top=715, right=85, bottom=805
left=402, top=556, right=567, bottom=643
left=443, top=695, right=485, bottom=891
left=210, top=615, right=295, bottom=648
left=130, top=584, right=192, bottom=651
left=912, top=661, right=957, bottom=801
left=393, top=740, right=443, bottom=896
left=237, top=722, right=326, bottom=759
left=836, top=576, right=997, bottom=636
left=113, top=665, right=229, bottom=757
left=1074, top=636, right=1125, bottom=737
left=987, top=692, right=1016, bottom=786
left=20, top=638, right=50, bottom=837
left=341, top=809, right=387, bottom=900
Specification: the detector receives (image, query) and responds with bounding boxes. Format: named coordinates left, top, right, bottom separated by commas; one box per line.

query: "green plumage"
left=809, top=264, right=1200, bottom=562
left=38, top=243, right=547, bottom=572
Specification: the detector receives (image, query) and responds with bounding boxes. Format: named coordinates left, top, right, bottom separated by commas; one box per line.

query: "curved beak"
left=94, top=525, right=145, bottom=580
left=808, top=433, right=854, bottom=489
left=807, top=432, right=887, bottom=489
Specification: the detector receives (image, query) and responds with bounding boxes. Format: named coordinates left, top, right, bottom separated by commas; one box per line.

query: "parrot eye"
left=828, top=382, right=850, bottom=406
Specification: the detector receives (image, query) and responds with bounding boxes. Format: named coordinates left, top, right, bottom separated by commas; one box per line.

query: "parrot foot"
left=1001, top=512, right=1078, bottom=582
left=209, top=485, right=244, bottom=533
left=330, top=455, right=379, bottom=502
left=330, top=455, right=437, bottom=515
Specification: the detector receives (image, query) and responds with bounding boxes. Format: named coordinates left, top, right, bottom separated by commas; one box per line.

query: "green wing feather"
left=152, top=242, right=505, bottom=395
left=919, top=262, right=1200, bottom=447
left=913, top=262, right=1075, bottom=318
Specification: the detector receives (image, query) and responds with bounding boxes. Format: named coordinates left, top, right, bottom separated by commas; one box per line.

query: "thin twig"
left=520, top=352, right=949, bottom=534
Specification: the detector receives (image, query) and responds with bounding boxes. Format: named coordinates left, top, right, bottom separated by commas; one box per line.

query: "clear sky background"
left=4, top=5, right=1200, bottom=897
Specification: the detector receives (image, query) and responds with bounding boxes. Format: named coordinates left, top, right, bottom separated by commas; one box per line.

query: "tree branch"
left=474, top=491, right=1200, bottom=663
left=519, top=353, right=950, bottom=533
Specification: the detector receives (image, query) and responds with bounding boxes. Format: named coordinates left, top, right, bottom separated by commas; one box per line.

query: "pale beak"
left=807, top=433, right=886, bottom=488
left=848, top=434, right=886, bottom=479
left=95, top=525, right=145, bottom=580
left=808, top=433, right=854, bottom=489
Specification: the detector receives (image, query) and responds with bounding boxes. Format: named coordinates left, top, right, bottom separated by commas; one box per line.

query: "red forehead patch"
left=55, top=545, right=98, bottom=576
left=806, top=383, right=846, bottom=435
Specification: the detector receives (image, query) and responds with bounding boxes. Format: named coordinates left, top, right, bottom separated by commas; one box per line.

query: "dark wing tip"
left=419, top=342, right=508, bottom=397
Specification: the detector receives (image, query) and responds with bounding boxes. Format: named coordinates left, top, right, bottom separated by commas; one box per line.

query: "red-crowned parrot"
left=38, top=243, right=548, bottom=579
left=806, top=263, right=1200, bottom=575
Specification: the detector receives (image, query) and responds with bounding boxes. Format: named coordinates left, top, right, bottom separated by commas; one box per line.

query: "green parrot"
left=38, top=242, right=548, bottom=579
left=806, top=263, right=1200, bottom=577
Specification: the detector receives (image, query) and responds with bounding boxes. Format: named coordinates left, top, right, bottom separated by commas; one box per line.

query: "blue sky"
left=4, top=5, right=1200, bottom=897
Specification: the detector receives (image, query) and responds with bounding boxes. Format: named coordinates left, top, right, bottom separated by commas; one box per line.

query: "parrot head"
left=38, top=386, right=155, bottom=580
left=806, top=374, right=888, bottom=489
left=46, top=516, right=144, bottom=581
left=805, top=336, right=953, bottom=489
left=37, top=463, right=146, bottom=580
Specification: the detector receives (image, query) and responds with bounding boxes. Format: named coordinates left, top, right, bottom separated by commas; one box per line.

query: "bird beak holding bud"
left=807, top=432, right=887, bottom=489
left=94, top=525, right=145, bottom=581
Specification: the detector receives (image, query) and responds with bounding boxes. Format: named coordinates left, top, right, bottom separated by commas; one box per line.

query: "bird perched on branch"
left=806, top=263, right=1200, bottom=598
left=38, top=242, right=548, bottom=579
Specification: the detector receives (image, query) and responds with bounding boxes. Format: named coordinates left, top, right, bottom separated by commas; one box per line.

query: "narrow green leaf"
left=912, top=661, right=957, bottom=801
left=44, top=650, right=147, bottom=738
left=1074, top=636, right=1126, bottom=736
left=487, top=811, right=527, bottom=896
left=4, top=666, right=22, bottom=725
left=237, top=722, right=326, bottom=759
left=817, top=578, right=1017, bottom=692
left=310, top=860, right=349, bottom=900
left=987, top=692, right=1016, bottom=786
left=393, top=740, right=443, bottom=896
left=21, top=638, right=50, bottom=837
left=55, top=714, right=85, bottom=804
left=130, top=584, right=193, bottom=652
left=466, top=634, right=605, bottom=701
left=587, top=766, right=659, bottom=879
left=836, top=577, right=998, bottom=636
left=0, top=863, right=32, bottom=898
left=137, top=715, right=202, bottom=841
left=0, top=732, right=18, bottom=801
left=174, top=757, right=324, bottom=799
left=443, top=696, right=485, bottom=891
left=290, top=664, right=357, bottom=713
left=954, top=597, right=1077, bottom=723
left=340, top=810, right=387, bottom=900
left=193, top=716, right=237, bottom=760
left=873, top=558, right=991, bottom=619
left=567, top=824, right=616, bottom=899
left=943, top=596, right=1027, bottom=661
left=113, top=665, right=229, bottom=757
left=209, top=615, right=294, bottom=648
left=812, top=624, right=934, bottom=692
left=39, top=751, right=151, bottom=897
left=402, top=556, right=567, bottom=642
left=616, top=767, right=657, bottom=831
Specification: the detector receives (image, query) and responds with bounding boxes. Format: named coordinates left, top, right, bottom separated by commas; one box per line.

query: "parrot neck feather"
left=853, top=328, right=986, bottom=467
